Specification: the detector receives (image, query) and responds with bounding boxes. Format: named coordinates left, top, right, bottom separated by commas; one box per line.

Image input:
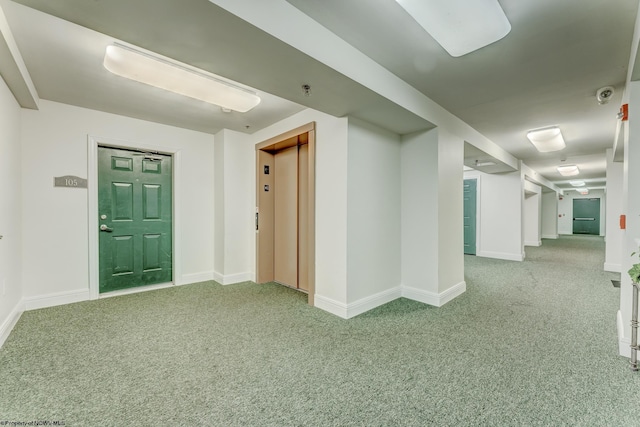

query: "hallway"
left=0, top=236, right=637, bottom=425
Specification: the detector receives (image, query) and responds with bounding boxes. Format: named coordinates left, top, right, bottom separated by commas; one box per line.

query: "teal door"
left=572, top=198, right=600, bottom=235
left=98, top=146, right=173, bottom=293
left=463, top=179, right=477, bottom=255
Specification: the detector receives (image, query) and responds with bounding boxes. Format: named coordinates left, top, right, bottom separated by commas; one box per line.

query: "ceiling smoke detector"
left=596, top=86, right=614, bottom=105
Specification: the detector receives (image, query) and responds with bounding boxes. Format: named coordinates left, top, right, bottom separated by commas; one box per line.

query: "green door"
left=98, top=146, right=173, bottom=293
left=572, top=198, right=600, bottom=235
left=463, top=179, right=477, bottom=255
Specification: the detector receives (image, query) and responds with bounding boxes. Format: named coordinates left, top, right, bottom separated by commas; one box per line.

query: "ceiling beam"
left=208, top=0, right=518, bottom=170
left=0, top=3, right=39, bottom=109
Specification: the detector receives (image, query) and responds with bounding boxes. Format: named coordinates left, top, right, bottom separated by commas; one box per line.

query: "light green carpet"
left=1, top=235, right=638, bottom=426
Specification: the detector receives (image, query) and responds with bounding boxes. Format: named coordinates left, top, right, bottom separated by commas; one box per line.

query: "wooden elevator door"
left=255, top=122, right=316, bottom=301
left=274, top=146, right=298, bottom=288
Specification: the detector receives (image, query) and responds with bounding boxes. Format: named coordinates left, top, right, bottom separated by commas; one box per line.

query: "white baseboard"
left=604, top=262, right=622, bottom=273
left=24, top=289, right=90, bottom=311
left=347, top=287, right=402, bottom=319
left=180, top=271, right=215, bottom=286
left=542, top=234, right=559, bottom=239
left=619, top=310, right=631, bottom=358
left=524, top=240, right=542, bottom=247
left=0, top=301, right=24, bottom=349
left=213, top=271, right=253, bottom=286
left=315, top=282, right=467, bottom=319
left=315, top=287, right=401, bottom=319
left=99, top=282, right=173, bottom=299
left=314, top=294, right=348, bottom=318
left=477, top=250, right=524, bottom=262
left=402, top=281, right=466, bottom=307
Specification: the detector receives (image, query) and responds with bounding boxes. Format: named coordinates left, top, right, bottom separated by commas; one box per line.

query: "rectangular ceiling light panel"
left=557, top=165, right=580, bottom=176
left=104, top=45, right=261, bottom=112
left=527, top=126, right=566, bottom=152
left=395, top=0, right=511, bottom=57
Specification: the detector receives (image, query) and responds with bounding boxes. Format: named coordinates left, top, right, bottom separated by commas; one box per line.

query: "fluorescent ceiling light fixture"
left=395, top=0, right=511, bottom=57
left=475, top=160, right=496, bottom=167
left=104, top=44, right=261, bottom=112
left=570, top=180, right=585, bottom=187
left=526, top=126, right=566, bottom=153
left=557, top=165, right=580, bottom=176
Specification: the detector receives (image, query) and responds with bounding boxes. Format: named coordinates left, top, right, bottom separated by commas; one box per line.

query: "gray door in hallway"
left=572, top=198, right=600, bottom=235
left=463, top=179, right=477, bottom=255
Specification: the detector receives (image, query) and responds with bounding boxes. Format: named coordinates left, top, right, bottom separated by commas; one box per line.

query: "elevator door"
left=274, top=146, right=298, bottom=288
left=255, top=123, right=315, bottom=302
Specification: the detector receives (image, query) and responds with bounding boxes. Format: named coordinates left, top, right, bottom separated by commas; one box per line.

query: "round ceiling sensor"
left=596, top=86, right=614, bottom=104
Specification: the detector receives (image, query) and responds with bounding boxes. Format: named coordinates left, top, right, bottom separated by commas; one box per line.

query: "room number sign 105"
left=54, top=175, right=88, bottom=189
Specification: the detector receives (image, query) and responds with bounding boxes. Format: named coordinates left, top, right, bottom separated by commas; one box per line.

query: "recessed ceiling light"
left=104, top=44, right=261, bottom=112
left=557, top=165, right=580, bottom=176
left=570, top=180, right=585, bottom=187
left=526, top=126, right=566, bottom=152
left=395, top=0, right=511, bottom=57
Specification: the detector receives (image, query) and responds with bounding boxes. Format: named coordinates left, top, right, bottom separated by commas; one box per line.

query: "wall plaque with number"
left=54, top=175, right=88, bottom=188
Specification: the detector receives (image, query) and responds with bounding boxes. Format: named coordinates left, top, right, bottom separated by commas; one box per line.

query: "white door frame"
left=87, top=135, right=182, bottom=300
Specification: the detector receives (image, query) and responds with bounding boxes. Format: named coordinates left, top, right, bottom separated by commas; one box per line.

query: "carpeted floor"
left=1, top=235, right=638, bottom=426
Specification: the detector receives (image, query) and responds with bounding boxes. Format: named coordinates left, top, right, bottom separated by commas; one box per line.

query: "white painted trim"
left=314, top=294, right=348, bottom=319
left=437, top=281, right=467, bottom=306
left=213, top=271, right=253, bottom=285
left=476, top=250, right=524, bottom=262
left=542, top=234, right=559, bottom=239
left=618, top=310, right=631, bottom=358
left=99, top=282, right=173, bottom=299
left=524, top=240, right=542, bottom=247
left=181, top=271, right=215, bottom=286
left=346, top=286, right=402, bottom=319
left=402, top=286, right=440, bottom=306
left=402, top=281, right=466, bottom=307
left=605, top=262, right=622, bottom=273
left=0, top=301, right=24, bottom=349
left=213, top=272, right=224, bottom=285
left=87, top=136, right=181, bottom=297
left=24, top=289, right=90, bottom=311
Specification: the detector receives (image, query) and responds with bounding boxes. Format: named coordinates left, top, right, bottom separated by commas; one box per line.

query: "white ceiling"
left=3, top=0, right=639, bottom=192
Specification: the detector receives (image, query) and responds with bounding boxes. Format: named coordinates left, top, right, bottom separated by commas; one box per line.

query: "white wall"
left=605, top=148, right=623, bottom=273
left=213, top=129, right=253, bottom=284
left=213, top=130, right=226, bottom=278
left=346, top=118, right=401, bottom=304
left=0, top=75, right=24, bottom=346
left=558, top=189, right=606, bottom=236
left=620, top=81, right=640, bottom=356
left=402, top=129, right=439, bottom=295
left=523, top=181, right=542, bottom=247
left=541, top=191, right=559, bottom=239
left=247, top=109, right=350, bottom=310
left=402, top=128, right=465, bottom=304
left=437, top=130, right=464, bottom=293
left=20, top=100, right=215, bottom=305
left=467, top=170, right=524, bottom=261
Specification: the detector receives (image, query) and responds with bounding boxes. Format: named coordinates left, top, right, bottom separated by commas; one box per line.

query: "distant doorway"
left=463, top=179, right=477, bottom=255
left=572, top=198, right=600, bottom=235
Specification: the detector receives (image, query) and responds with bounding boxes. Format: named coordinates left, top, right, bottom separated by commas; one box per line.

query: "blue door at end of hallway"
left=464, top=179, right=477, bottom=255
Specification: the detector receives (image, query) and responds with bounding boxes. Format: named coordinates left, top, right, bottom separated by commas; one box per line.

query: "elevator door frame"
left=255, top=122, right=316, bottom=306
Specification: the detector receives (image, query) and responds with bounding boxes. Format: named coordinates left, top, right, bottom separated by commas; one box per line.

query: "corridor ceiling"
left=3, top=0, right=639, bottom=191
